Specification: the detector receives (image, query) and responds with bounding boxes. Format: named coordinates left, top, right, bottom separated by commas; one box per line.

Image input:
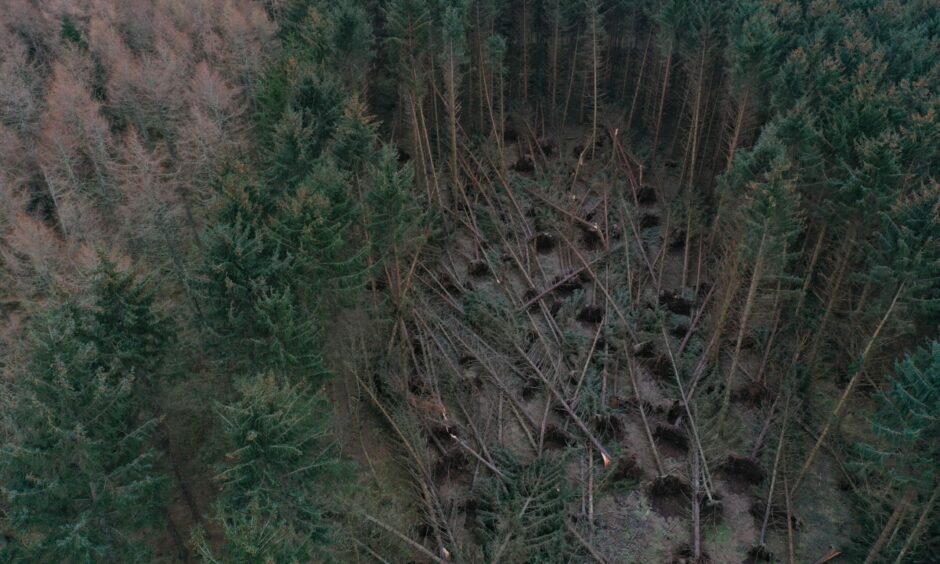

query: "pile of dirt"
left=745, top=544, right=775, bottom=563
left=659, top=290, right=693, bottom=316
left=592, top=412, right=626, bottom=440
left=543, top=423, right=575, bottom=450
left=654, top=424, right=689, bottom=458
left=672, top=545, right=712, bottom=563
left=533, top=231, right=556, bottom=253
left=720, top=455, right=765, bottom=486
left=433, top=447, right=469, bottom=481
left=646, top=353, right=675, bottom=382
left=749, top=499, right=800, bottom=531
left=609, top=454, right=643, bottom=483
left=636, top=185, right=657, bottom=205
left=649, top=475, right=692, bottom=518
left=467, top=259, right=489, bottom=277
left=640, top=213, right=661, bottom=229
left=577, top=305, right=604, bottom=324
left=731, top=382, right=771, bottom=406
left=513, top=155, right=535, bottom=173
left=633, top=340, right=656, bottom=359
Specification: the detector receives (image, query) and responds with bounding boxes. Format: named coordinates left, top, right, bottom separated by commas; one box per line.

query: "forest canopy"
left=0, top=0, right=938, bottom=562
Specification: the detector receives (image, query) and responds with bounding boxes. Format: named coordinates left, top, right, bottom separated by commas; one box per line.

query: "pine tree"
left=194, top=373, right=349, bottom=562
left=0, top=259, right=170, bottom=562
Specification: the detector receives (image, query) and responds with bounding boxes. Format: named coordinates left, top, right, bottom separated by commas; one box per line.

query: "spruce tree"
left=852, top=341, right=940, bottom=562
left=0, top=259, right=170, bottom=562
left=474, top=451, right=573, bottom=563
left=194, top=373, right=349, bottom=562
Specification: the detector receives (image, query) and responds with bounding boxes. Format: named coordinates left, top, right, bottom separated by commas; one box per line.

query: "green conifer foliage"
left=852, top=341, right=940, bottom=561
left=331, top=97, right=380, bottom=176
left=274, top=158, right=365, bottom=304
left=474, top=451, right=573, bottom=563
left=862, top=182, right=940, bottom=331
left=195, top=373, right=348, bottom=562
left=260, top=66, right=345, bottom=190
left=366, top=144, right=424, bottom=260
left=0, top=260, right=170, bottom=562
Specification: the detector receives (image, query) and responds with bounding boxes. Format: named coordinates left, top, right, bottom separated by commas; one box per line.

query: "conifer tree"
left=852, top=341, right=940, bottom=562
left=198, top=175, right=334, bottom=379
left=194, top=373, right=349, bottom=562
left=273, top=157, right=366, bottom=306
left=365, top=144, right=427, bottom=300
left=439, top=0, right=469, bottom=207
left=0, top=259, right=170, bottom=562
left=720, top=132, right=803, bottom=410
left=474, top=451, right=573, bottom=563
left=723, top=0, right=781, bottom=170
left=795, top=184, right=940, bottom=492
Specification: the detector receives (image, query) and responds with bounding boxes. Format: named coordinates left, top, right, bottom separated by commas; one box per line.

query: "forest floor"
left=328, top=125, right=858, bottom=563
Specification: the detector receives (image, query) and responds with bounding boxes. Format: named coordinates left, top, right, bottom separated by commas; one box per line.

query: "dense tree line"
left=0, top=0, right=937, bottom=562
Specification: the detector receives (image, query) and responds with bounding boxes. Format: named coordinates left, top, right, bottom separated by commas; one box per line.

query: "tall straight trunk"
left=685, top=46, right=707, bottom=188
left=794, top=284, right=904, bottom=492
left=794, top=224, right=827, bottom=319
left=445, top=43, right=460, bottom=209
left=475, top=5, right=485, bottom=134
left=681, top=46, right=707, bottom=292
left=521, top=0, right=529, bottom=104
left=626, top=32, right=652, bottom=134
left=705, top=252, right=742, bottom=365
left=561, top=34, right=580, bottom=128
left=549, top=4, right=560, bottom=127
left=759, top=399, right=789, bottom=546
left=723, top=231, right=767, bottom=411
left=477, top=37, right=505, bottom=173
left=681, top=205, right=693, bottom=291
left=652, top=49, right=673, bottom=158
left=756, top=280, right=784, bottom=384
left=785, top=477, right=796, bottom=564
left=590, top=6, right=599, bottom=158
left=408, top=93, right=431, bottom=201
left=628, top=356, right=664, bottom=476
left=725, top=86, right=750, bottom=172
left=692, top=452, right=702, bottom=560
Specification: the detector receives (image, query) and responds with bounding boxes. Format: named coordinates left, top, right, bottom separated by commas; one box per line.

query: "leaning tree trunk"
left=725, top=86, right=750, bottom=172
left=652, top=49, right=673, bottom=158
left=804, top=234, right=854, bottom=380
left=794, top=284, right=904, bottom=491
left=894, top=482, right=940, bottom=564
left=865, top=488, right=915, bottom=564
left=723, top=231, right=767, bottom=412
left=445, top=42, right=460, bottom=210
left=626, top=32, right=651, bottom=134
